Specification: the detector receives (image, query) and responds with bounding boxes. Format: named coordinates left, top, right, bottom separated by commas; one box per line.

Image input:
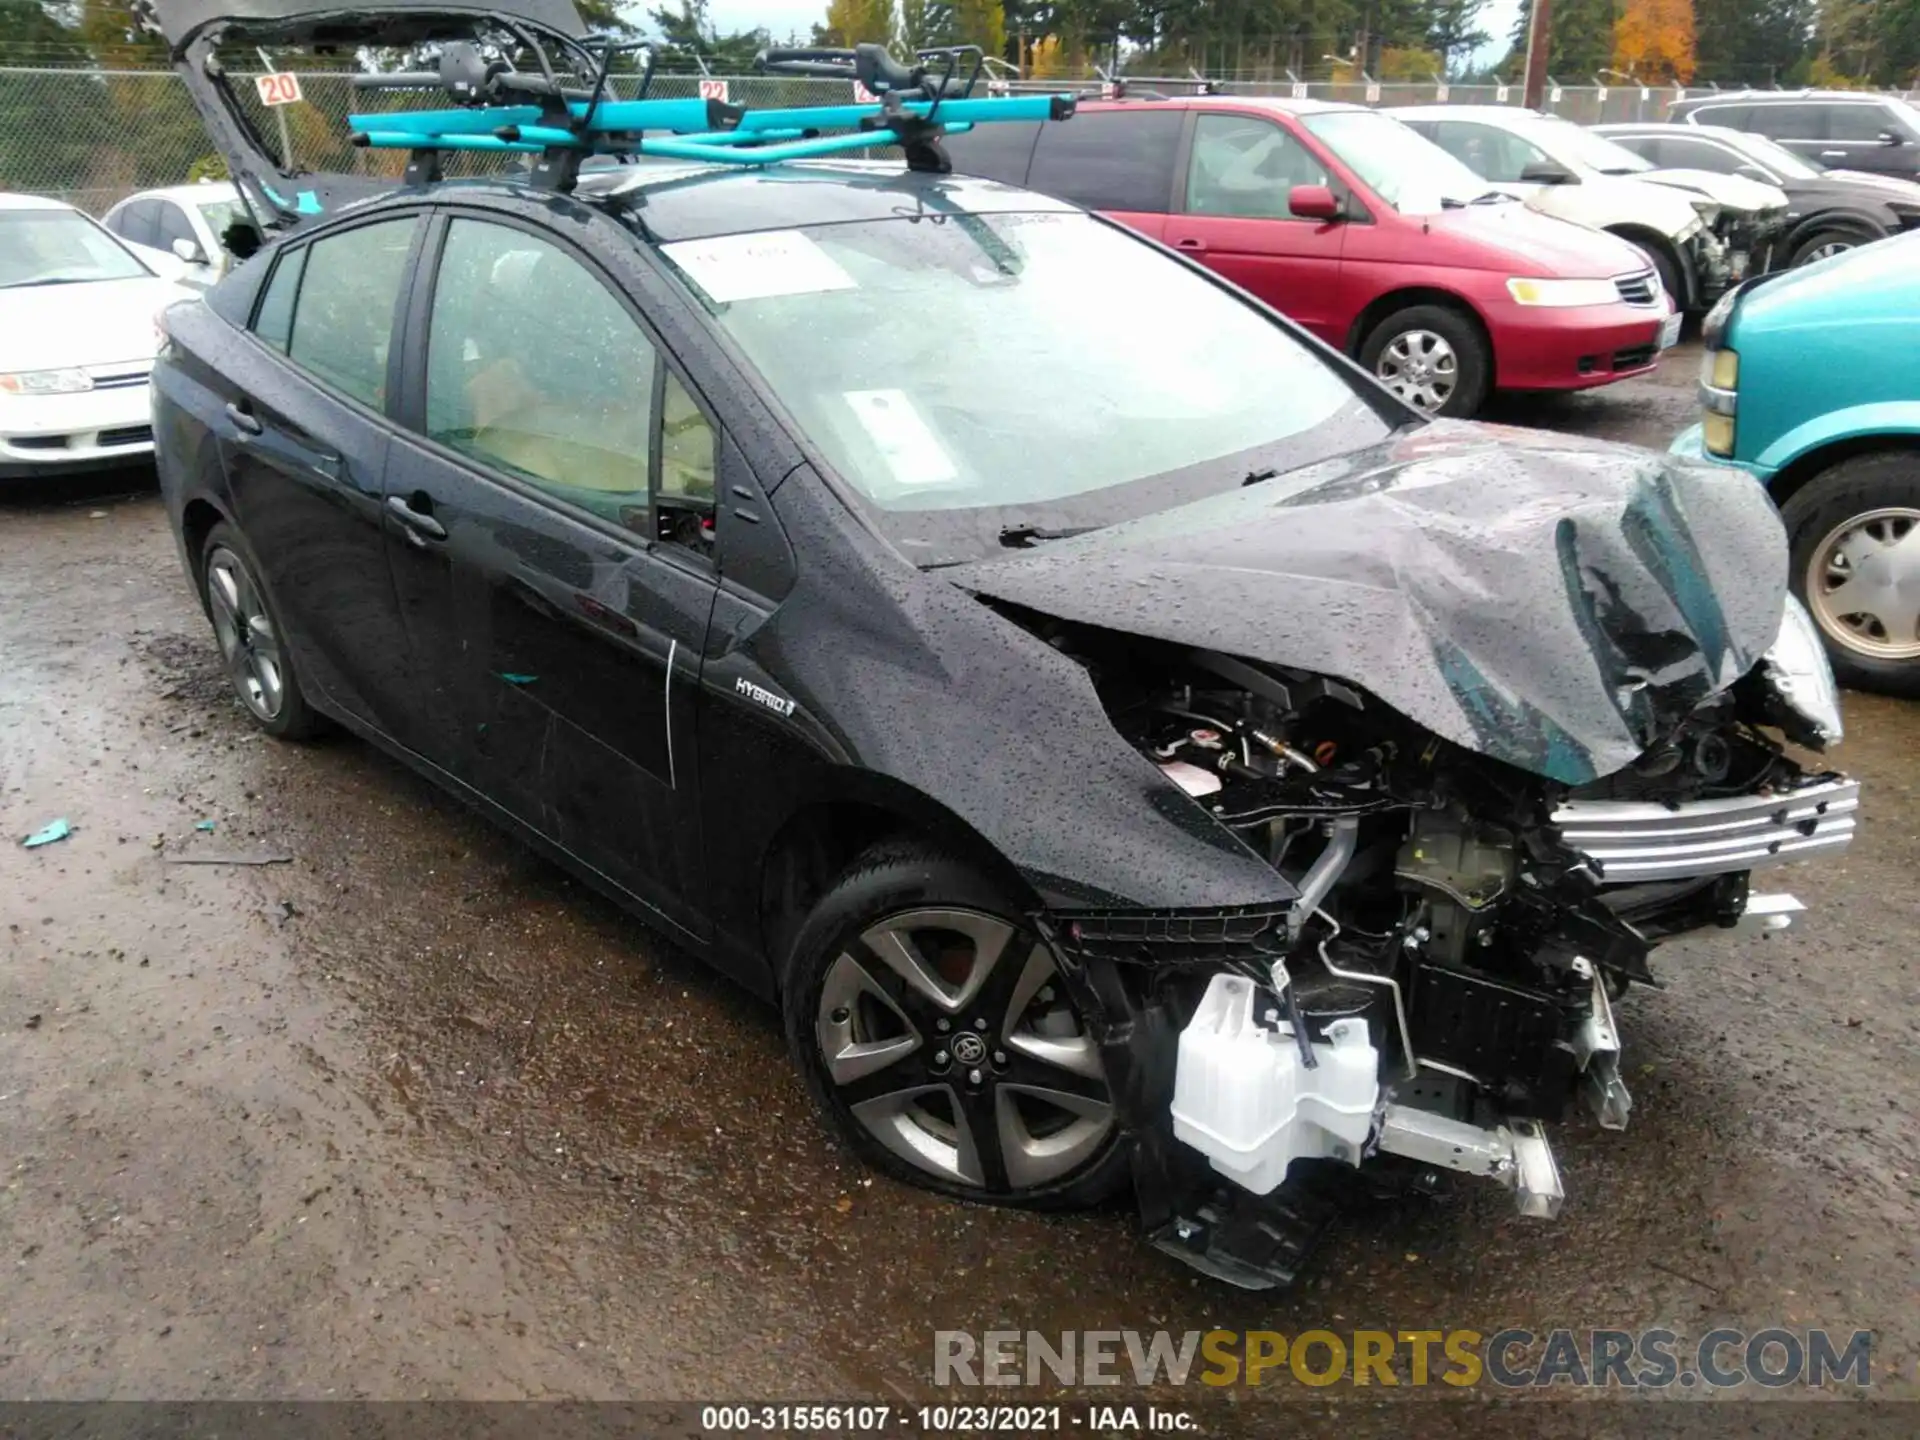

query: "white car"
left=0, top=193, right=192, bottom=478
left=102, top=181, right=249, bottom=290
left=1385, top=106, right=1788, bottom=309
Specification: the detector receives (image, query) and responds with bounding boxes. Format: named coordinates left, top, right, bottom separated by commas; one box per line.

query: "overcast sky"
left=695, top=0, right=1527, bottom=67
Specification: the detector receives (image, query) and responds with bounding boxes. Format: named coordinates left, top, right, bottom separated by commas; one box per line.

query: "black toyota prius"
left=148, top=0, right=1860, bottom=1287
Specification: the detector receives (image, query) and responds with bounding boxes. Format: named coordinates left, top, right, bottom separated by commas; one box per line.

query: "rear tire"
left=198, top=522, right=330, bottom=739
left=1779, top=452, right=1920, bottom=698
left=781, top=841, right=1128, bottom=1209
left=1357, top=304, right=1490, bottom=419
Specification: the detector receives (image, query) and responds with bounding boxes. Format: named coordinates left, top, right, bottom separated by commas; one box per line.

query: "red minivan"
left=945, top=97, right=1680, bottom=417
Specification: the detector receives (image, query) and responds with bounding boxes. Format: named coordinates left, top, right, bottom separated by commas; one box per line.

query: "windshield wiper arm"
left=998, top=523, right=1101, bottom=549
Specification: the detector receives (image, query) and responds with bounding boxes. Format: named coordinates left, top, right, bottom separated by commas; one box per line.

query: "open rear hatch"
left=134, top=0, right=587, bottom=231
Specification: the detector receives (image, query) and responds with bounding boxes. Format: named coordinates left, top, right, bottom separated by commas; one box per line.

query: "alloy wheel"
left=1376, top=329, right=1458, bottom=414
left=1799, top=239, right=1856, bottom=266
left=1806, top=506, right=1920, bottom=660
left=205, top=546, right=286, bottom=721
left=814, top=908, right=1114, bottom=1193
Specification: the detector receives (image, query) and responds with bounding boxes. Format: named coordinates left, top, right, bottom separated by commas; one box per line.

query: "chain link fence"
left=0, top=63, right=1900, bottom=215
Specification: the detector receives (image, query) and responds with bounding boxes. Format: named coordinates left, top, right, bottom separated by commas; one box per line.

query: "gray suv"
left=1671, top=91, right=1920, bottom=183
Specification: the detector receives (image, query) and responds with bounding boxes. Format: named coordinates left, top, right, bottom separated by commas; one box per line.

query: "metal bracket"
left=1375, top=1102, right=1564, bottom=1219
left=1571, top=956, right=1632, bottom=1130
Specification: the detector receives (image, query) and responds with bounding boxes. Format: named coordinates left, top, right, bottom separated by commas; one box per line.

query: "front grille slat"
left=88, top=372, right=151, bottom=390
left=95, top=424, right=153, bottom=447
left=1551, top=778, right=1860, bottom=883
left=1614, top=271, right=1659, bottom=307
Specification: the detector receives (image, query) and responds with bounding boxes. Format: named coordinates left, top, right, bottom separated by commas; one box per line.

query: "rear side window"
left=1747, top=104, right=1827, bottom=140
left=942, top=120, right=1042, bottom=187
left=1027, top=109, right=1182, bottom=213
left=1185, top=114, right=1328, bottom=218
left=282, top=218, right=417, bottom=408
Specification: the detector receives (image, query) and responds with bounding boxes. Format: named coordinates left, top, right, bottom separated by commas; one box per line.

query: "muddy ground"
left=1, top=348, right=1915, bottom=1431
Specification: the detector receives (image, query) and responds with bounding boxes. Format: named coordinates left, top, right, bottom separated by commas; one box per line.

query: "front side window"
left=424, top=218, right=661, bottom=533
left=1305, top=111, right=1492, bottom=212
left=663, top=212, right=1397, bottom=566
left=157, top=203, right=198, bottom=251
left=1185, top=114, right=1328, bottom=219
left=1428, top=119, right=1546, bottom=184
left=1691, top=104, right=1751, bottom=131
left=0, top=208, right=150, bottom=288
left=1828, top=103, right=1911, bottom=142
left=284, top=217, right=416, bottom=407
left=1531, top=118, right=1653, bottom=175
left=1026, top=109, right=1182, bottom=213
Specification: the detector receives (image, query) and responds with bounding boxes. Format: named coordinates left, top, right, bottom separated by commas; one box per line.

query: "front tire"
left=1357, top=304, right=1490, bottom=418
left=1779, top=452, right=1920, bottom=697
left=1789, top=227, right=1870, bottom=268
left=781, top=842, right=1127, bottom=1209
left=198, top=522, right=330, bottom=739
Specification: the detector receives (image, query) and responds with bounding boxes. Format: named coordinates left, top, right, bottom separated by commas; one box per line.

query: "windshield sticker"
left=843, top=389, right=960, bottom=489
left=661, top=230, right=856, bottom=304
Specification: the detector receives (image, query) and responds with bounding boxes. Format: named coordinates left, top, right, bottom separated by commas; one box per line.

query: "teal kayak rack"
left=345, top=39, right=1074, bottom=191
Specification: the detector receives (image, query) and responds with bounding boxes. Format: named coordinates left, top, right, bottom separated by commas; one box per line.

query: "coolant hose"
left=1288, top=814, right=1360, bottom=943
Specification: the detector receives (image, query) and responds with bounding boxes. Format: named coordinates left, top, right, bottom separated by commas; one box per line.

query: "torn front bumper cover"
left=1105, top=776, right=1858, bottom=1290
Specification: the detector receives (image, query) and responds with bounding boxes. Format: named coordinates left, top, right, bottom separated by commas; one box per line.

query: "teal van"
left=1674, top=231, right=1920, bottom=696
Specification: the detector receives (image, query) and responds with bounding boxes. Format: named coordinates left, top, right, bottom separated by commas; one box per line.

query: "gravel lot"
left=2, top=345, right=1915, bottom=1430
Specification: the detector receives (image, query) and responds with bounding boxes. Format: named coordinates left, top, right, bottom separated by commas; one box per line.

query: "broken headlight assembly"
left=1756, top=593, right=1845, bottom=746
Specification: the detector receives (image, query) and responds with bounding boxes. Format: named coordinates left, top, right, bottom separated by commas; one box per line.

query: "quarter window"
left=1747, top=104, right=1827, bottom=140
left=281, top=217, right=417, bottom=407
left=253, top=245, right=307, bottom=352
left=1185, top=114, right=1329, bottom=219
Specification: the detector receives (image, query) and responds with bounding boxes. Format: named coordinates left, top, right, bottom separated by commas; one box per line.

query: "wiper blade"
left=0, top=275, right=97, bottom=289
left=1242, top=467, right=1280, bottom=487
left=998, top=523, right=1101, bottom=549
left=1470, top=190, right=1515, bottom=205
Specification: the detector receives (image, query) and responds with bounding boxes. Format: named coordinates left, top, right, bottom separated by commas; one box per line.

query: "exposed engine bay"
left=1008, top=607, right=1858, bottom=1288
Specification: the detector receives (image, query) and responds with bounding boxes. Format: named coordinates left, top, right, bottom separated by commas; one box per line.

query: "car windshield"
left=1302, top=110, right=1500, bottom=213
left=0, top=208, right=150, bottom=288
left=662, top=210, right=1399, bottom=566
left=1730, top=132, right=1822, bottom=178
left=196, top=197, right=247, bottom=250
left=1532, top=118, right=1654, bottom=174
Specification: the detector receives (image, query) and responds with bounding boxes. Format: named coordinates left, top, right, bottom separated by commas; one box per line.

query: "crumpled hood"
left=948, top=423, right=1789, bottom=786
left=1639, top=168, right=1787, bottom=213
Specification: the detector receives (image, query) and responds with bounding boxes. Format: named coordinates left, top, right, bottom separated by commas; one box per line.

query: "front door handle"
left=1175, top=237, right=1208, bottom=253
left=1820, top=149, right=1847, bottom=160
left=385, top=492, right=447, bottom=544
left=225, top=400, right=263, bottom=436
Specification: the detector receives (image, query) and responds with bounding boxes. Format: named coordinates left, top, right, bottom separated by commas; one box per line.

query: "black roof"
left=565, top=160, right=1078, bottom=243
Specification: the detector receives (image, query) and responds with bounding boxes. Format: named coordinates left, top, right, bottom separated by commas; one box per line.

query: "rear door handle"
left=1820, top=149, right=1847, bottom=160
left=385, top=492, right=447, bottom=544
left=225, top=400, right=263, bottom=436
left=1175, top=237, right=1208, bottom=253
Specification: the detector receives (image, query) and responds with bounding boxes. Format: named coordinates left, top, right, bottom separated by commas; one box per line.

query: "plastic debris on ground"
left=21, top=819, right=72, bottom=848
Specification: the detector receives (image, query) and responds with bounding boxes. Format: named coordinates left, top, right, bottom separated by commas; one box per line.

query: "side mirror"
left=171, top=236, right=208, bottom=265
left=1289, top=184, right=1343, bottom=221
left=1879, top=130, right=1907, bottom=147
left=1518, top=161, right=1578, bottom=185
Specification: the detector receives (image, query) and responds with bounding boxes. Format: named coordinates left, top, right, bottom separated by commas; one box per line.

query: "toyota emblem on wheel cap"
left=950, top=1032, right=987, bottom=1065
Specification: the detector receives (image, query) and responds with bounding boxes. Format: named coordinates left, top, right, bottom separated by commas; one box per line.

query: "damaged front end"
left=954, top=431, right=1858, bottom=1288
left=1024, top=629, right=1854, bottom=1287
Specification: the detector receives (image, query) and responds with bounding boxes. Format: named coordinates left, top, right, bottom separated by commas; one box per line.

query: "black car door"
left=210, top=213, right=427, bottom=746
left=1820, top=100, right=1920, bottom=179
left=381, top=210, right=720, bottom=938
